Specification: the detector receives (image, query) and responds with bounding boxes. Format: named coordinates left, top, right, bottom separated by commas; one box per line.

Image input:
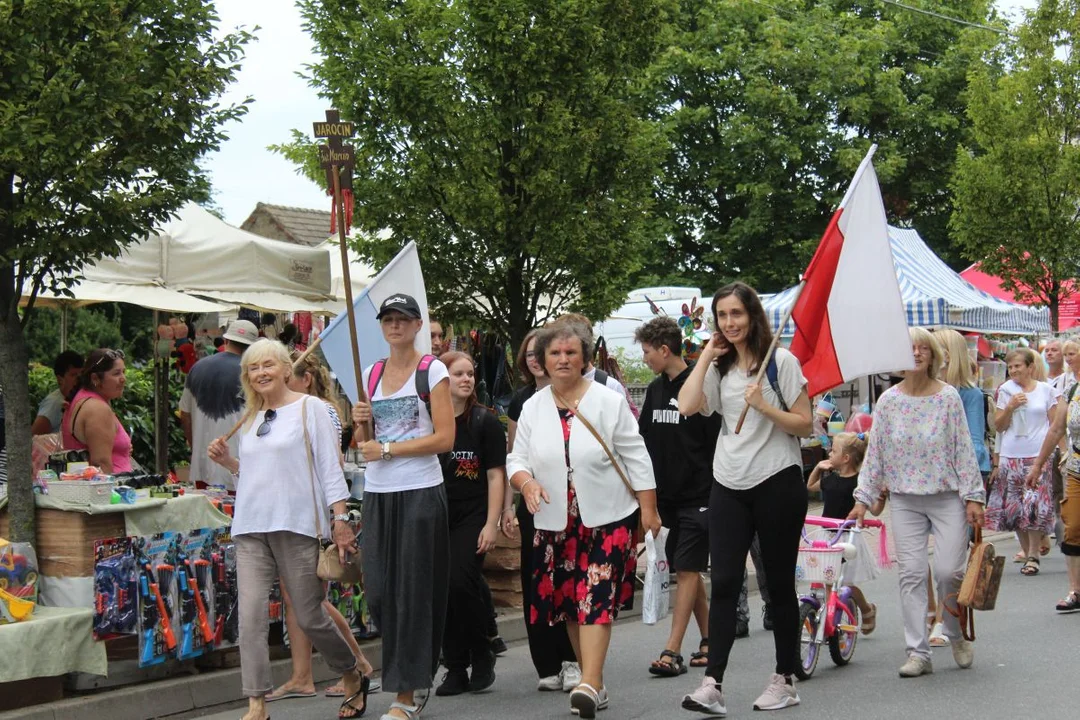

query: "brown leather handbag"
left=947, top=526, right=1004, bottom=641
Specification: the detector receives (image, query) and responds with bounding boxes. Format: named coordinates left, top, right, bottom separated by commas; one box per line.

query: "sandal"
left=338, top=674, right=370, bottom=719
left=379, top=702, right=420, bottom=720
left=860, top=603, right=877, bottom=635
left=648, top=649, right=687, bottom=677
left=328, top=677, right=380, bottom=697
left=1013, top=551, right=1026, bottom=563
left=1021, top=557, right=1041, bottom=576
left=1056, top=591, right=1080, bottom=613
left=688, top=638, right=709, bottom=668
left=928, top=622, right=949, bottom=647
left=569, top=683, right=603, bottom=719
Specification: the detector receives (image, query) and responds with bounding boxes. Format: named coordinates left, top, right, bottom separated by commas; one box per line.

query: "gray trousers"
left=736, top=534, right=770, bottom=622
left=235, top=531, right=357, bottom=696
left=890, top=493, right=969, bottom=660
left=362, top=485, right=450, bottom=693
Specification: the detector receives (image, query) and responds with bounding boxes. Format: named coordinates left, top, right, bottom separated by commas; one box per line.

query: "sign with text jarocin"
left=313, top=120, right=355, bottom=138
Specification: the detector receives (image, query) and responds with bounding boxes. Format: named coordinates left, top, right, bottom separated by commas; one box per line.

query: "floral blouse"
left=854, top=383, right=985, bottom=507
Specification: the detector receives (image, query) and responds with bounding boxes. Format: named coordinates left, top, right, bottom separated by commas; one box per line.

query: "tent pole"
left=60, top=304, right=69, bottom=351
left=153, top=309, right=169, bottom=474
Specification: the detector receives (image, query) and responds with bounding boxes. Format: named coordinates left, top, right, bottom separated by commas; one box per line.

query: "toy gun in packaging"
left=138, top=571, right=163, bottom=665
left=211, top=550, right=239, bottom=645
left=141, top=562, right=177, bottom=653
left=175, top=562, right=199, bottom=658
left=190, top=558, right=214, bottom=645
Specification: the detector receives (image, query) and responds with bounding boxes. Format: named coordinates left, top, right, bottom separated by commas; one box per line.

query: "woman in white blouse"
left=507, top=323, right=660, bottom=719
left=850, top=327, right=985, bottom=679
left=208, top=339, right=366, bottom=720
left=987, top=347, right=1063, bottom=576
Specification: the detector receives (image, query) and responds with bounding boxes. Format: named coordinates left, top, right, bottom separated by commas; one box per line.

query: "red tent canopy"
left=960, top=262, right=1079, bottom=332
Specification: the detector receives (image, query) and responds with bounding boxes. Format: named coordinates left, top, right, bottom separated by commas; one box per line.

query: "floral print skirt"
left=985, top=456, right=1055, bottom=534
left=529, top=484, right=637, bottom=626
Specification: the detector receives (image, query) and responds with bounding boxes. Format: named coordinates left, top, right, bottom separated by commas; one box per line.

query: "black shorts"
left=658, top=504, right=710, bottom=573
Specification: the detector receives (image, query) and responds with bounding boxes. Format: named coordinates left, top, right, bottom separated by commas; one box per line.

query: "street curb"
left=0, top=577, right=722, bottom=720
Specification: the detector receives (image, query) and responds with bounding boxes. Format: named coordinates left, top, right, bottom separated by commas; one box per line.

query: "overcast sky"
left=203, top=0, right=1041, bottom=226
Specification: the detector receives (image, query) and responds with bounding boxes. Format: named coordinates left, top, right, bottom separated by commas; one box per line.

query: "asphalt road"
left=200, top=535, right=1078, bottom=720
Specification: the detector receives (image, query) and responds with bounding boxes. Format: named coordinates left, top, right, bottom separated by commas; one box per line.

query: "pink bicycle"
left=794, top=515, right=885, bottom=679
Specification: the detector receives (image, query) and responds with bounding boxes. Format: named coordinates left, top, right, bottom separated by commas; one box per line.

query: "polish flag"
left=789, top=148, right=914, bottom=396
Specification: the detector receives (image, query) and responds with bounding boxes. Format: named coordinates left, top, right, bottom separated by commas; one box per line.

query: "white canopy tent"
left=85, top=203, right=337, bottom=312
left=316, top=239, right=376, bottom=316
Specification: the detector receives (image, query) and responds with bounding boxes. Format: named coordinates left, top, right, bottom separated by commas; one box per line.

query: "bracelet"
left=519, top=477, right=534, bottom=493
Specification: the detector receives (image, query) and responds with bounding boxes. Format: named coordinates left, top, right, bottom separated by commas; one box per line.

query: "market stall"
left=762, top=226, right=1052, bottom=337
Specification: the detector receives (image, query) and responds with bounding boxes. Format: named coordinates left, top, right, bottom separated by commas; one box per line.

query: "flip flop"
left=265, top=689, right=316, bottom=702
left=328, top=677, right=380, bottom=697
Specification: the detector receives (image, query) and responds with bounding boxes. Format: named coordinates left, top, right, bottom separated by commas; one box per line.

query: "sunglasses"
left=90, top=349, right=125, bottom=372
left=256, top=408, right=277, bottom=438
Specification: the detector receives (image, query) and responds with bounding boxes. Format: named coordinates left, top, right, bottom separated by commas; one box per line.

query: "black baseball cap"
left=376, top=294, right=422, bottom=320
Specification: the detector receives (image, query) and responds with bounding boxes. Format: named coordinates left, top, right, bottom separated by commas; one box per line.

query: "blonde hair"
left=833, top=432, right=867, bottom=470
left=291, top=350, right=347, bottom=419
left=937, top=329, right=976, bottom=389
left=1063, top=339, right=1080, bottom=355
left=239, top=339, right=293, bottom=426
left=909, top=327, right=943, bottom=381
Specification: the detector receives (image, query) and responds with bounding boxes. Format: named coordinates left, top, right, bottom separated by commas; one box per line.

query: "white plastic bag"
left=642, top=527, right=670, bottom=625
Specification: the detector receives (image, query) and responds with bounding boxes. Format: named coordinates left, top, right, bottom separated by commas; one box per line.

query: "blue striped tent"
left=761, top=226, right=1051, bottom=337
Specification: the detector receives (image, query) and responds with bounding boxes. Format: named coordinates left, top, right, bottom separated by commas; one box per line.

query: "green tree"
left=277, top=0, right=672, bottom=352
left=950, top=0, right=1080, bottom=331
left=648, top=0, right=1000, bottom=294
left=0, top=1, right=251, bottom=541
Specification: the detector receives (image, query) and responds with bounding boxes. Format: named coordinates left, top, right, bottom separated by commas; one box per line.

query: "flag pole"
left=733, top=280, right=806, bottom=434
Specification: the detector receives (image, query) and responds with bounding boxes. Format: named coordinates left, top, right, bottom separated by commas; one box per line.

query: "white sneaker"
left=681, top=675, right=726, bottom=716
left=569, top=684, right=608, bottom=716
left=562, top=661, right=582, bottom=692
left=537, top=673, right=562, bottom=691
left=952, top=638, right=974, bottom=669
left=752, top=674, right=800, bottom=711
left=898, top=654, right=933, bottom=678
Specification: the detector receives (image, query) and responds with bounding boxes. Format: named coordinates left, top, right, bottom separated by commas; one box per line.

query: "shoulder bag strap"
left=300, top=397, right=325, bottom=541
left=550, top=388, right=636, bottom=498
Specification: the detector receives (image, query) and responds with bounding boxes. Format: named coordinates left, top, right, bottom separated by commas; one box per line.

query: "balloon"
left=845, top=412, right=873, bottom=434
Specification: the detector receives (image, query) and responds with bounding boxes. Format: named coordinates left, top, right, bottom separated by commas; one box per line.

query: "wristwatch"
left=332, top=513, right=351, bottom=524
left=381, top=441, right=393, bottom=461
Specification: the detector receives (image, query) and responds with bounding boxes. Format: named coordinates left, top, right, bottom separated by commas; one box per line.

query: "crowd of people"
left=3, top=283, right=1080, bottom=720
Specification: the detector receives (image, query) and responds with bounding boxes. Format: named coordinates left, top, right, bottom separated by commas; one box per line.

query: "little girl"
left=807, top=432, right=883, bottom=635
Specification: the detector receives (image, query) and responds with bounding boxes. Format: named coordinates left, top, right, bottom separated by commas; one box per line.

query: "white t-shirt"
left=996, top=379, right=1060, bottom=458
left=361, top=358, right=449, bottom=493
left=699, top=348, right=806, bottom=490
left=231, top=396, right=349, bottom=538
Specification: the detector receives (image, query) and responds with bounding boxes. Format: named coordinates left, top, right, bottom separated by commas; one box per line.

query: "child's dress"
left=821, top=471, right=880, bottom=583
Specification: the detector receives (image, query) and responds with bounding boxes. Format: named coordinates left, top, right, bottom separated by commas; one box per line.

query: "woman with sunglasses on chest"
left=62, top=348, right=132, bottom=474
left=351, top=295, right=455, bottom=720
left=208, top=339, right=366, bottom=720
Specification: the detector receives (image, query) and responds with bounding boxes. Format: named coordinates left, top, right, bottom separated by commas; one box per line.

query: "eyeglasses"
left=89, top=349, right=125, bottom=372
left=256, top=408, right=277, bottom=438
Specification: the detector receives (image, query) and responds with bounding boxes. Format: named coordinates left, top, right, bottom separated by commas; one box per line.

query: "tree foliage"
left=950, top=0, right=1080, bottom=331
left=279, top=0, right=672, bottom=351
left=0, top=0, right=251, bottom=540
left=647, top=0, right=1000, bottom=294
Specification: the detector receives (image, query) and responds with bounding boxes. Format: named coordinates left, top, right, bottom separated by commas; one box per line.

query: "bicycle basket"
left=795, top=546, right=844, bottom=585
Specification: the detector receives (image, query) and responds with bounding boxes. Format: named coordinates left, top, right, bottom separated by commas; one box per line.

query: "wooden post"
left=314, top=110, right=371, bottom=440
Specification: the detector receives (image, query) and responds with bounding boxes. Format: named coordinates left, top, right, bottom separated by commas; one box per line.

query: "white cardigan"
left=507, top=384, right=656, bottom=531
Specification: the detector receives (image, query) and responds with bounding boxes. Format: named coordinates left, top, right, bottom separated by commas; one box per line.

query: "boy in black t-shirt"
left=637, top=317, right=722, bottom=676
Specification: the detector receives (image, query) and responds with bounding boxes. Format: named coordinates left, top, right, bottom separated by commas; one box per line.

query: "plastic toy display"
left=0, top=538, right=39, bottom=624
left=93, top=537, right=138, bottom=639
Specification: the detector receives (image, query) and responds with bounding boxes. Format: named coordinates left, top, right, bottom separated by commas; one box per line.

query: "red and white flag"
left=789, top=147, right=913, bottom=396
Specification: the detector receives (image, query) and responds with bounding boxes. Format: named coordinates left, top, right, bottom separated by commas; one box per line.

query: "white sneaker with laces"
left=537, top=673, right=562, bottom=691
left=681, top=675, right=726, bottom=716
left=951, top=638, right=974, bottom=669
left=562, top=661, right=582, bottom=692
left=898, top=654, right=933, bottom=678
left=752, top=673, right=800, bottom=711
